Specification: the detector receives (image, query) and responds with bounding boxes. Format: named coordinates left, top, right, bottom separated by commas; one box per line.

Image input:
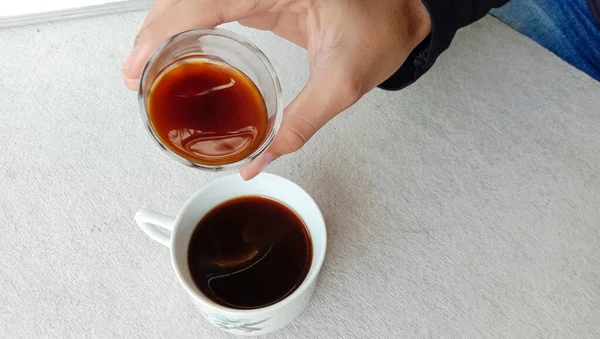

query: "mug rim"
left=137, top=27, right=284, bottom=171
left=169, top=173, right=327, bottom=314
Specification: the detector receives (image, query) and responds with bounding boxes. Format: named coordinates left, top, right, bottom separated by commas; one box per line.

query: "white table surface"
left=1, top=11, right=599, bottom=339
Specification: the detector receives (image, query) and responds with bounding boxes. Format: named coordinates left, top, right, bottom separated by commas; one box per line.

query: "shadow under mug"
left=138, top=28, right=283, bottom=171
left=135, top=173, right=327, bottom=336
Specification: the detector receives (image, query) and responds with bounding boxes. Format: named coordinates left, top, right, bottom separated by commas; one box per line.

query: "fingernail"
left=241, top=153, right=275, bottom=180
left=122, top=46, right=140, bottom=72
left=256, top=153, right=275, bottom=173
left=125, top=78, right=140, bottom=91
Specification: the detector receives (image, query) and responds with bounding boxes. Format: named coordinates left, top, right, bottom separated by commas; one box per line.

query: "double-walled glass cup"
left=138, top=28, right=283, bottom=171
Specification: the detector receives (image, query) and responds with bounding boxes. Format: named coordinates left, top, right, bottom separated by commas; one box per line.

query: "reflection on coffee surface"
left=148, top=59, right=267, bottom=165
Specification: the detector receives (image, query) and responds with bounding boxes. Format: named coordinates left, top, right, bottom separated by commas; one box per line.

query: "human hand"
left=122, top=0, right=431, bottom=179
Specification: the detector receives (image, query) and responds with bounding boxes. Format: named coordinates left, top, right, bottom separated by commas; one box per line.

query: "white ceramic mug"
left=135, top=173, right=327, bottom=336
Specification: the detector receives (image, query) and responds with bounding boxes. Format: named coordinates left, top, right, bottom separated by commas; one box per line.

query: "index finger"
left=123, top=0, right=280, bottom=81
left=140, top=0, right=180, bottom=31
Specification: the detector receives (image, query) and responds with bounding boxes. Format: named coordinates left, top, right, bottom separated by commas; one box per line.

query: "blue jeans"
left=491, top=0, right=600, bottom=81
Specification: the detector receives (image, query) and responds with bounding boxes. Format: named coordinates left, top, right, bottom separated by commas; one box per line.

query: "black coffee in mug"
left=188, top=196, right=312, bottom=309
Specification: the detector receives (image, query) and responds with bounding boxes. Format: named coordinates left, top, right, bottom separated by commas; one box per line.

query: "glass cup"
left=138, top=28, right=283, bottom=171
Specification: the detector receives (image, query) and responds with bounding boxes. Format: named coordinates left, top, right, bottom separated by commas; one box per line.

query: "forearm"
left=379, top=0, right=510, bottom=90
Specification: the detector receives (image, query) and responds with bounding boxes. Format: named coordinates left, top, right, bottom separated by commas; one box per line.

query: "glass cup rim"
left=138, top=27, right=283, bottom=171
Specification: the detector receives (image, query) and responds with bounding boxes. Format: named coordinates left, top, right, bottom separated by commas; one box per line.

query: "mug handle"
left=135, top=208, right=176, bottom=248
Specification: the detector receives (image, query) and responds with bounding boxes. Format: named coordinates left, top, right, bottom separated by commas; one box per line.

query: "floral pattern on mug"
left=201, top=312, right=271, bottom=333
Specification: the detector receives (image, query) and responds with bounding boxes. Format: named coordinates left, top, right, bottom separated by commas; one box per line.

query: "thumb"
left=240, top=61, right=366, bottom=180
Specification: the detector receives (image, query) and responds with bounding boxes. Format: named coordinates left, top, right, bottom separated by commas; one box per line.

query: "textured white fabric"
left=0, top=12, right=599, bottom=338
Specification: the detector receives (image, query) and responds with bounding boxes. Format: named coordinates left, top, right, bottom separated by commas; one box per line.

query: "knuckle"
left=134, top=27, right=152, bottom=47
left=215, top=4, right=226, bottom=24
left=134, top=33, right=142, bottom=47
left=277, top=122, right=311, bottom=155
left=238, top=18, right=252, bottom=27
left=287, top=114, right=318, bottom=139
left=339, top=74, right=366, bottom=101
left=303, top=0, right=316, bottom=10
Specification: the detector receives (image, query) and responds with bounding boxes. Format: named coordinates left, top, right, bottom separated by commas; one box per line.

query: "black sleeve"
left=379, top=0, right=510, bottom=91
